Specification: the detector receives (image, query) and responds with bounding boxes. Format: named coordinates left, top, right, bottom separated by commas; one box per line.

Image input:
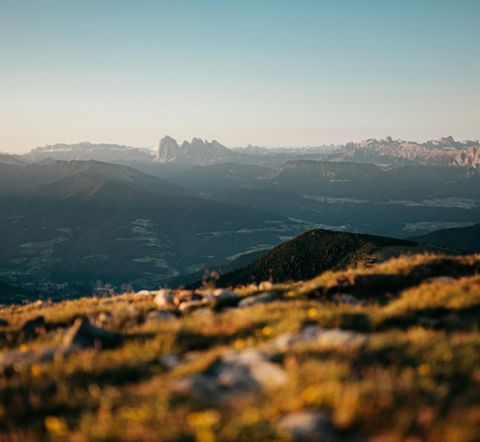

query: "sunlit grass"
left=0, top=253, right=479, bottom=441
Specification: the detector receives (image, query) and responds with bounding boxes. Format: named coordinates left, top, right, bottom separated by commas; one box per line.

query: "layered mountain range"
left=340, top=136, right=480, bottom=168
left=1, top=135, right=479, bottom=299
left=15, top=135, right=480, bottom=169
left=24, top=142, right=155, bottom=163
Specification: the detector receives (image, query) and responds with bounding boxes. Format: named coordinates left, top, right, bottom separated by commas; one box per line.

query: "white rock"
left=154, top=290, right=175, bottom=308
left=271, top=325, right=367, bottom=352
left=159, top=354, right=180, bottom=370
left=278, top=410, right=336, bottom=442
left=172, top=349, right=287, bottom=404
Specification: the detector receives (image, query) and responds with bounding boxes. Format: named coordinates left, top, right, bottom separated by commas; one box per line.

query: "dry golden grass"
left=0, top=253, right=479, bottom=441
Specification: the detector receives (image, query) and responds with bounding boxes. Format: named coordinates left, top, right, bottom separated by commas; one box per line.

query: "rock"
left=145, top=310, right=176, bottom=322
left=173, top=349, right=287, bottom=404
left=278, top=410, right=337, bottom=442
left=136, top=290, right=154, bottom=296
left=174, top=290, right=195, bottom=305
left=20, top=316, right=46, bottom=335
left=95, top=312, right=112, bottom=325
left=0, top=318, right=9, bottom=327
left=259, top=281, right=274, bottom=291
left=271, top=325, right=367, bottom=352
left=63, top=318, right=119, bottom=349
left=425, top=276, right=456, bottom=284
left=213, top=288, right=234, bottom=297
left=179, top=300, right=209, bottom=313
left=238, top=292, right=279, bottom=308
left=212, top=289, right=240, bottom=310
left=158, top=353, right=180, bottom=370
left=35, top=300, right=50, bottom=308
left=154, top=290, right=175, bottom=308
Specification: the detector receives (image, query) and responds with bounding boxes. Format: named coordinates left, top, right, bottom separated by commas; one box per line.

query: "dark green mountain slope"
left=0, top=161, right=300, bottom=295
left=216, top=229, right=423, bottom=286
left=410, top=223, right=480, bottom=252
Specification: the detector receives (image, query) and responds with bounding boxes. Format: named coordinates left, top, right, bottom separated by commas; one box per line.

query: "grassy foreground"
left=0, top=254, right=480, bottom=441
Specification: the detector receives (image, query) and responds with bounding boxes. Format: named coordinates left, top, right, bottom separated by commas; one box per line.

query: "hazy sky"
left=1, top=0, right=479, bottom=153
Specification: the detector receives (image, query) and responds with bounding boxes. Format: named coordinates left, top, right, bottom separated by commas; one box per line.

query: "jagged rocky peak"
left=156, top=136, right=181, bottom=162
left=189, top=137, right=206, bottom=147
left=342, top=135, right=480, bottom=168
left=156, top=136, right=237, bottom=165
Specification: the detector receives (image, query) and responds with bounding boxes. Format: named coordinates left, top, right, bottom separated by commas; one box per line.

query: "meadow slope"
left=0, top=253, right=479, bottom=441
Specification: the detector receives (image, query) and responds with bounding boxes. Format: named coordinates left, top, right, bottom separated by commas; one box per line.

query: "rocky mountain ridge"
left=17, top=135, right=480, bottom=168
left=155, top=136, right=242, bottom=165
left=341, top=136, right=480, bottom=168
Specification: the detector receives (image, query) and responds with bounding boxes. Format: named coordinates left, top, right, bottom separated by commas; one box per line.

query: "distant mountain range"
left=339, top=136, right=480, bottom=168
left=1, top=135, right=479, bottom=299
left=0, top=153, right=26, bottom=166
left=23, top=142, right=155, bottom=164
left=11, top=135, right=480, bottom=169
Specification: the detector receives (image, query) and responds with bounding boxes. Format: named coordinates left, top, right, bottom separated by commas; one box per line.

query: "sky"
left=1, top=0, right=479, bottom=153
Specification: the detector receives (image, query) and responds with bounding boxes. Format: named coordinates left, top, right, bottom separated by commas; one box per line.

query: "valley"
left=1, top=136, right=479, bottom=299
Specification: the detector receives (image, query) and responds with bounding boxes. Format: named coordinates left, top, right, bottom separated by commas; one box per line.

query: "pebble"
left=271, top=325, right=368, bottom=352
left=278, top=410, right=337, bottom=442
left=154, top=290, right=175, bottom=308
left=158, top=354, right=180, bottom=370
left=173, top=349, right=287, bottom=404
left=179, top=300, right=209, bottom=313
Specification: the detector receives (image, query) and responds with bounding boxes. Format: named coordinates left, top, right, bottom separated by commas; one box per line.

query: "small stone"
left=212, top=289, right=240, bottom=310
left=179, top=300, right=208, bottom=313
left=174, top=290, right=194, bottom=305
left=238, top=292, right=279, bottom=308
left=278, top=410, right=336, bottom=442
left=154, top=290, right=175, bottom=308
left=35, top=300, right=50, bottom=308
left=136, top=290, right=154, bottom=296
left=425, top=276, right=456, bottom=283
left=63, top=318, right=119, bottom=349
left=173, top=349, right=287, bottom=404
left=158, top=354, right=180, bottom=370
left=259, top=281, right=274, bottom=291
left=96, top=312, right=112, bottom=324
left=271, top=325, right=367, bottom=352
